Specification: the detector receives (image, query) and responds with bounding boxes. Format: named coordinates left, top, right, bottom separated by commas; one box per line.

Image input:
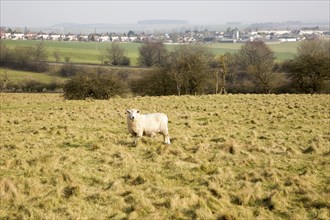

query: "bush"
left=59, top=63, right=80, bottom=77
left=120, top=56, right=131, bottom=66
left=24, top=80, right=46, bottom=92
left=63, top=71, right=129, bottom=100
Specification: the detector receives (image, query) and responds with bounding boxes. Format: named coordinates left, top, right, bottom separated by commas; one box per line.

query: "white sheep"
left=126, top=109, right=170, bottom=145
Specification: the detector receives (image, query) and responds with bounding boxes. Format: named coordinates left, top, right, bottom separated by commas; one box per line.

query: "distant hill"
left=137, top=20, right=189, bottom=25
left=50, top=23, right=138, bottom=34
left=246, top=21, right=330, bottom=30
left=47, top=21, right=191, bottom=33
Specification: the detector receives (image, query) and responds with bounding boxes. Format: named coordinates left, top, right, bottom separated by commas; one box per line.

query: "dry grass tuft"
left=0, top=177, right=19, bottom=203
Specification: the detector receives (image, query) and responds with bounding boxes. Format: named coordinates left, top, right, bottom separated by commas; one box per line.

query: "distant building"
left=11, top=32, right=25, bottom=40
left=220, top=38, right=237, bottom=43
left=232, top=28, right=239, bottom=39
left=278, top=36, right=298, bottom=42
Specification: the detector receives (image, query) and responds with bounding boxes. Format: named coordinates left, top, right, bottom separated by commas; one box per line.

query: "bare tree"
left=64, top=56, right=71, bottom=63
left=137, top=41, right=168, bottom=67
left=105, top=42, right=129, bottom=66
left=237, top=40, right=277, bottom=93
left=53, top=50, right=61, bottom=63
left=212, top=54, right=232, bottom=94
left=283, top=39, right=330, bottom=93
left=164, top=44, right=214, bottom=95
left=34, top=42, right=48, bottom=72
left=0, top=69, right=9, bottom=92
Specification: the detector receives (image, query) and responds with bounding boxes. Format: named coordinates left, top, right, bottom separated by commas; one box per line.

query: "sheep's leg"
left=165, top=135, right=171, bottom=144
left=164, top=137, right=170, bottom=144
left=163, top=130, right=171, bottom=144
left=134, top=131, right=143, bottom=145
left=134, top=136, right=139, bottom=145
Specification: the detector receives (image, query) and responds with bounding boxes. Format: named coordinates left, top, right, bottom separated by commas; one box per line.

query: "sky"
left=1, top=0, right=329, bottom=27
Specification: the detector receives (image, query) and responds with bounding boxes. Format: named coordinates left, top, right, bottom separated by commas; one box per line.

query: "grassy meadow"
left=0, top=68, right=67, bottom=85
left=1, top=93, right=329, bottom=219
left=2, top=40, right=298, bottom=65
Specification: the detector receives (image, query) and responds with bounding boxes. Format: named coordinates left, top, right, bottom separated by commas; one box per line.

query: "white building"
left=11, top=33, right=25, bottom=40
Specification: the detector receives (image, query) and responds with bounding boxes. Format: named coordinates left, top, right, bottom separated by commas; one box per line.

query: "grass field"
left=2, top=40, right=298, bottom=65
left=1, top=93, right=329, bottom=219
left=2, top=40, right=141, bottom=65
left=206, top=42, right=298, bottom=62
left=0, top=68, right=67, bottom=85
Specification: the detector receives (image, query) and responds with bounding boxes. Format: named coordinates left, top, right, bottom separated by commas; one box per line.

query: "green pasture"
left=2, top=40, right=298, bottom=65
left=0, top=68, right=67, bottom=84
left=2, top=40, right=140, bottom=65
left=207, top=42, right=298, bottom=61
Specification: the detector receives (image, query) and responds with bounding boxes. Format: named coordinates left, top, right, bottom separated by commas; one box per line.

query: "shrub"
left=59, top=63, right=81, bottom=77
left=120, top=56, right=131, bottom=66
left=24, top=80, right=45, bottom=92
left=63, top=71, right=129, bottom=100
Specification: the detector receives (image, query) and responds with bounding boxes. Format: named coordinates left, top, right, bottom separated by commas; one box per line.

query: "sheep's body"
left=126, top=109, right=170, bottom=145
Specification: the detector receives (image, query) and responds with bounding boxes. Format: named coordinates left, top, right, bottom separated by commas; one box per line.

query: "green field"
left=2, top=40, right=141, bottom=65
left=0, top=68, right=67, bottom=85
left=206, top=42, right=298, bottom=62
left=1, top=93, right=329, bottom=219
left=2, top=40, right=298, bottom=65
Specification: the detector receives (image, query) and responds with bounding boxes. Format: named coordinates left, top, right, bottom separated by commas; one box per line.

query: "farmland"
left=2, top=40, right=298, bottom=65
left=1, top=93, right=329, bottom=219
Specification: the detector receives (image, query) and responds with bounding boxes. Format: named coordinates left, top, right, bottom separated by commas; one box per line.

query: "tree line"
left=109, top=39, right=329, bottom=96
left=0, top=39, right=329, bottom=98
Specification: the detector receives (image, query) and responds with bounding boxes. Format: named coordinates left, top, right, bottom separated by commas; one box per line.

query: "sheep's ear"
left=126, top=109, right=131, bottom=114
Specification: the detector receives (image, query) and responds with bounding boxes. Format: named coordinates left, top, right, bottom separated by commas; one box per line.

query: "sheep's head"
left=126, top=109, right=140, bottom=120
